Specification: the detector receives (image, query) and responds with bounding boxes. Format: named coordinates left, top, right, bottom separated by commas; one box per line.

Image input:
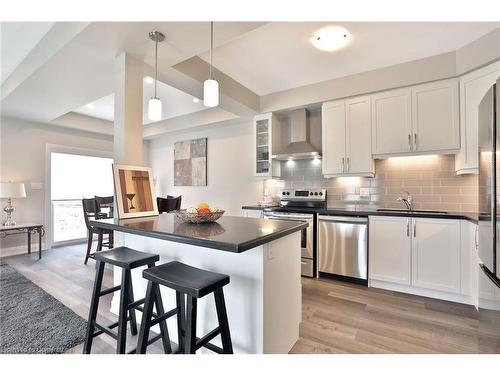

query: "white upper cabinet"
left=411, top=218, right=461, bottom=294
left=345, top=96, right=374, bottom=175
left=411, top=79, right=459, bottom=153
left=322, top=96, right=374, bottom=177
left=254, top=113, right=281, bottom=178
left=455, top=61, right=500, bottom=175
left=322, top=100, right=345, bottom=175
left=371, top=88, right=412, bottom=156
left=371, top=79, right=459, bottom=158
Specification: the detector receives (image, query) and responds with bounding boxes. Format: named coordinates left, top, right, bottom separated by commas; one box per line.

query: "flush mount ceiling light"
left=144, top=76, right=154, bottom=84
left=203, top=22, right=219, bottom=107
left=312, top=26, right=350, bottom=52
left=192, top=97, right=200, bottom=103
left=147, top=31, right=165, bottom=122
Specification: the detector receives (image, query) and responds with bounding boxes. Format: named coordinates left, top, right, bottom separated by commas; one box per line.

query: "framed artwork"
left=112, top=164, right=158, bottom=219
left=174, top=137, right=207, bottom=186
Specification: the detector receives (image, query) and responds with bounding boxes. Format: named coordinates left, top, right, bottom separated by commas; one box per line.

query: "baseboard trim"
left=369, top=279, right=473, bottom=305
left=0, top=244, right=49, bottom=259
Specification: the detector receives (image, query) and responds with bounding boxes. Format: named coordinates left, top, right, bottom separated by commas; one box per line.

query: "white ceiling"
left=0, top=22, right=54, bottom=83
left=0, top=22, right=264, bottom=124
left=2, top=21, right=500, bottom=136
left=200, top=22, right=500, bottom=95
left=73, top=78, right=206, bottom=124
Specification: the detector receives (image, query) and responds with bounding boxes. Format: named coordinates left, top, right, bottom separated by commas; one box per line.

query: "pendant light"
left=203, top=22, right=219, bottom=107
left=148, top=31, right=165, bottom=121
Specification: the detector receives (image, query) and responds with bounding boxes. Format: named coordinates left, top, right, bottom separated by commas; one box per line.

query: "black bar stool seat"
left=137, top=261, right=233, bottom=354
left=143, top=261, right=229, bottom=298
left=83, top=247, right=173, bottom=354
left=94, top=246, right=159, bottom=269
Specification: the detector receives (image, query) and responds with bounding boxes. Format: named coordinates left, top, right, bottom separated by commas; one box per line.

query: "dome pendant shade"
left=148, top=97, right=162, bottom=121
left=203, top=79, right=219, bottom=107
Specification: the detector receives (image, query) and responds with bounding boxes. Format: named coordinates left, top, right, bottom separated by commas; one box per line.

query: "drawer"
left=301, top=258, right=314, bottom=278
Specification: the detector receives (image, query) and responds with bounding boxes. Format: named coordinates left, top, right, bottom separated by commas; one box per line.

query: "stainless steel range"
left=263, top=189, right=326, bottom=277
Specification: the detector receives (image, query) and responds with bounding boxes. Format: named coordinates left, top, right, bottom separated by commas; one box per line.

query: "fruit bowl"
left=175, top=209, right=225, bottom=224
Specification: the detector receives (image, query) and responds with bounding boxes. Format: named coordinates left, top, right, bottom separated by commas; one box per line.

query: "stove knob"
left=314, top=192, right=319, bottom=196
left=309, top=192, right=313, bottom=196
left=319, top=192, right=323, bottom=196
left=282, top=192, right=286, bottom=195
left=286, top=192, right=290, bottom=195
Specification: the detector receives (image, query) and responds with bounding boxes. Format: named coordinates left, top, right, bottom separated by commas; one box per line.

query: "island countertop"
left=90, top=213, right=308, bottom=253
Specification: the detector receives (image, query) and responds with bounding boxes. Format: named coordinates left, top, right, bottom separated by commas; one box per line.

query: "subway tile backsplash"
left=279, top=155, right=478, bottom=212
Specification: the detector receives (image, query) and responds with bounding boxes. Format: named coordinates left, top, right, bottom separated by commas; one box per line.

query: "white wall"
left=0, top=116, right=115, bottom=255
left=149, top=121, right=262, bottom=215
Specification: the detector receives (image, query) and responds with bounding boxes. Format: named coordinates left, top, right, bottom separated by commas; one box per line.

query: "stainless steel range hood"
left=273, top=109, right=321, bottom=160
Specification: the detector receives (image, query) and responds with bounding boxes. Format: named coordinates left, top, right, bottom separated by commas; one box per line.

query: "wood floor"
left=2, top=244, right=493, bottom=354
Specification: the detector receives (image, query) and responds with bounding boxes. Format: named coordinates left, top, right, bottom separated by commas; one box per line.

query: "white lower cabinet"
left=411, top=218, right=461, bottom=293
left=369, top=216, right=470, bottom=303
left=369, top=216, right=411, bottom=285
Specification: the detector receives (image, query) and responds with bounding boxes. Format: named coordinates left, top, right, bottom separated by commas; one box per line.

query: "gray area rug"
left=0, top=263, right=87, bottom=354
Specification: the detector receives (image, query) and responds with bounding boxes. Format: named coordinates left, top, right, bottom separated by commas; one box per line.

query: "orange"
left=196, top=202, right=210, bottom=210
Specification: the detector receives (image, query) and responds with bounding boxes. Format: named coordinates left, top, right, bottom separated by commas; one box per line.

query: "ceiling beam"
left=1, top=22, right=90, bottom=101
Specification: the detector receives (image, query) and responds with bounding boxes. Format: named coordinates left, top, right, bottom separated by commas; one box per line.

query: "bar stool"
left=136, top=261, right=233, bottom=354
left=83, top=247, right=172, bottom=354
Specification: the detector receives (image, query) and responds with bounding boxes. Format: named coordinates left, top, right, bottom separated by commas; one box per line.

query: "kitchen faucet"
left=397, top=191, right=413, bottom=211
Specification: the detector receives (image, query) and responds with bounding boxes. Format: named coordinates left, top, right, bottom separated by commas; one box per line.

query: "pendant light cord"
left=154, top=32, right=158, bottom=98
left=209, top=21, right=213, bottom=80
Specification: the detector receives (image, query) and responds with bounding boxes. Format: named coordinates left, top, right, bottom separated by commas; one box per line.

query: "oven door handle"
left=265, top=215, right=310, bottom=221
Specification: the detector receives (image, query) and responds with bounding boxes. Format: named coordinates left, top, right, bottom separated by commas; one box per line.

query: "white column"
left=113, top=52, right=144, bottom=165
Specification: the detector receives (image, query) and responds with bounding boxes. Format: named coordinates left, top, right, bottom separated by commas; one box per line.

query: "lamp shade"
left=203, top=79, right=219, bottom=107
left=0, top=182, right=26, bottom=198
left=148, top=97, right=162, bottom=121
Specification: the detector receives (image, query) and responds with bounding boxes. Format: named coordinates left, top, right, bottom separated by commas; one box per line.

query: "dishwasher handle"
left=319, top=215, right=368, bottom=224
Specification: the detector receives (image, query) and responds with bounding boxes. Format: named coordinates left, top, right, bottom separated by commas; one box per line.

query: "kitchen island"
left=90, top=214, right=307, bottom=354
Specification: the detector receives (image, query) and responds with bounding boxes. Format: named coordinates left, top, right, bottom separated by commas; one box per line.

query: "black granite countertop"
left=90, top=214, right=308, bottom=253
left=242, top=204, right=478, bottom=223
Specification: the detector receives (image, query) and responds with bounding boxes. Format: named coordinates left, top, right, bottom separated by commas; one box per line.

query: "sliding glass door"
left=51, top=152, right=114, bottom=244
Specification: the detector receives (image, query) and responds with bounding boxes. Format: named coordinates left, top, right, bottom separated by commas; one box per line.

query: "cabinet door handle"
left=475, top=227, right=479, bottom=250
left=408, top=134, right=411, bottom=150
left=342, top=157, right=345, bottom=173
left=414, top=133, right=417, bottom=150
left=406, top=218, right=410, bottom=237
left=346, top=157, right=350, bottom=172
left=413, top=219, right=416, bottom=237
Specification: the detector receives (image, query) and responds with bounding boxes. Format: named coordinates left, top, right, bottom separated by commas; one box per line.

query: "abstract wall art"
left=174, top=137, right=207, bottom=186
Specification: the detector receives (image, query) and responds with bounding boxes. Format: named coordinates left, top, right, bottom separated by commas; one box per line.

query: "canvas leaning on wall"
left=112, top=164, right=159, bottom=219
left=174, top=137, right=207, bottom=186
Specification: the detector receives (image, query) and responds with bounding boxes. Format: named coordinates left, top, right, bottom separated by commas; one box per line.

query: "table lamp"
left=0, top=182, right=27, bottom=226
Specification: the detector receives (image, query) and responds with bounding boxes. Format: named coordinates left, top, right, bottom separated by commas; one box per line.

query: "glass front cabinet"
left=254, top=113, right=282, bottom=178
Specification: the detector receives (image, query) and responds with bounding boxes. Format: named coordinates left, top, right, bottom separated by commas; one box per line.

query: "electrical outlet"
left=359, top=188, right=370, bottom=197
left=31, top=182, right=44, bottom=190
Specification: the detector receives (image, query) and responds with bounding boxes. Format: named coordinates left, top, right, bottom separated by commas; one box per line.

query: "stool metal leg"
left=184, top=296, right=197, bottom=354
left=153, top=286, right=173, bottom=353
left=176, top=292, right=185, bottom=353
left=116, top=269, right=131, bottom=354
left=136, top=281, right=156, bottom=354
left=214, top=289, right=233, bottom=354
left=127, top=275, right=138, bottom=336
left=83, top=260, right=105, bottom=354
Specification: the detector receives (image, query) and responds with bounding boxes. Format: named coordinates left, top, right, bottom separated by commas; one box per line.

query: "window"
left=51, top=152, right=113, bottom=243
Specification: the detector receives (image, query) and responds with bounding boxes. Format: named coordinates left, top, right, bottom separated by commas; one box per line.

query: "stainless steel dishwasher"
left=318, top=215, right=368, bottom=284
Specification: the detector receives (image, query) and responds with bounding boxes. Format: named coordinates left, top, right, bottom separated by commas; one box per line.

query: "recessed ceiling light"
left=312, top=26, right=350, bottom=52
left=144, top=76, right=154, bottom=84
left=192, top=97, right=200, bottom=103
left=85, top=103, right=94, bottom=109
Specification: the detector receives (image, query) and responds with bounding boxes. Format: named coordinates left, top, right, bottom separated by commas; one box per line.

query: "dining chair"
left=82, top=198, right=114, bottom=265
left=95, top=195, right=114, bottom=218
left=157, top=195, right=182, bottom=214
